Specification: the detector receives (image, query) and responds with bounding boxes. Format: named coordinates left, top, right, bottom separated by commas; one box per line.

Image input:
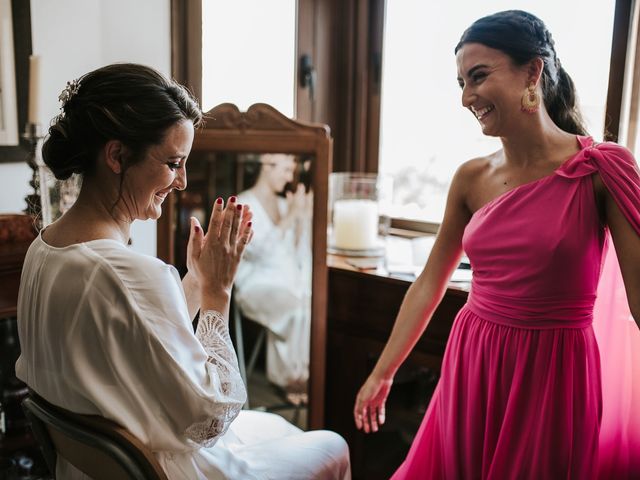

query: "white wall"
left=0, top=0, right=170, bottom=257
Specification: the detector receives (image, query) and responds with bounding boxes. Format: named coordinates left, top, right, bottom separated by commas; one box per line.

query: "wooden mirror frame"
left=157, top=103, right=332, bottom=429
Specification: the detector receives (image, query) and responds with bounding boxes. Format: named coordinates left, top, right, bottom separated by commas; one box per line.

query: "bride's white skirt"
left=58, top=410, right=351, bottom=480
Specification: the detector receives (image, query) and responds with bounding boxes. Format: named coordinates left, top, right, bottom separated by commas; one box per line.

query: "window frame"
left=170, top=0, right=634, bottom=233
left=0, top=0, right=32, bottom=163
left=376, top=0, right=633, bottom=231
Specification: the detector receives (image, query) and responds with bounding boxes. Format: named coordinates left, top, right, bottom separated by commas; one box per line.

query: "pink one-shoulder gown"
left=391, top=136, right=640, bottom=479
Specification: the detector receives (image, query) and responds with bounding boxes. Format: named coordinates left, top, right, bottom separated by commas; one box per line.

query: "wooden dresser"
left=0, top=214, right=36, bottom=318
left=324, top=248, right=469, bottom=479
left=0, top=214, right=40, bottom=466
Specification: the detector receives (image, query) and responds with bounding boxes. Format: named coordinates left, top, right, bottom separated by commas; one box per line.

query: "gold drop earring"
left=521, top=82, right=540, bottom=114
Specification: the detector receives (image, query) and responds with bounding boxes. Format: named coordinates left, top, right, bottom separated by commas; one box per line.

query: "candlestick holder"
left=22, top=123, right=44, bottom=231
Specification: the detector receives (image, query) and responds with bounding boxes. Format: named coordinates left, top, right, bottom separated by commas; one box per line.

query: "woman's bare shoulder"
left=459, top=151, right=499, bottom=176
left=452, top=151, right=501, bottom=192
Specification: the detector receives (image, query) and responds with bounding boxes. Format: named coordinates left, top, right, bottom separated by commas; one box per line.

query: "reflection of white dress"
left=16, top=234, right=349, bottom=480
left=235, top=190, right=312, bottom=389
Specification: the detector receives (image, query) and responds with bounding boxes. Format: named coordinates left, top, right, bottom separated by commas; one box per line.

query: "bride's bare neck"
left=42, top=181, right=130, bottom=247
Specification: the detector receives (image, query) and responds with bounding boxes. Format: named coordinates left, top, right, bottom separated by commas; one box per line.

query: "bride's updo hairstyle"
left=42, top=63, right=202, bottom=181
left=455, top=10, right=588, bottom=136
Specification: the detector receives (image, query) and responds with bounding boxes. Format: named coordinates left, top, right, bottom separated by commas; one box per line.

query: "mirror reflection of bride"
left=235, top=153, right=313, bottom=404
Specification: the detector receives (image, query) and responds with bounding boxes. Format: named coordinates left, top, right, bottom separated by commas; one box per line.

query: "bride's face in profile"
left=261, top=154, right=296, bottom=194
left=120, top=119, right=195, bottom=221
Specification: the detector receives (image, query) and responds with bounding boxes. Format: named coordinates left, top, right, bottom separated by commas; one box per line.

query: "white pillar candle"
left=28, top=55, right=41, bottom=124
left=333, top=199, right=379, bottom=250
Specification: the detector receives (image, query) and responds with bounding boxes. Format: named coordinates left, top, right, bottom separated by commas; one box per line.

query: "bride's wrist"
left=200, top=287, right=231, bottom=311
left=182, top=270, right=200, bottom=289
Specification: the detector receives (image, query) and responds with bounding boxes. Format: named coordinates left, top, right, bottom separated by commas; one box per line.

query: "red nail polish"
left=216, top=197, right=223, bottom=204
left=194, top=225, right=200, bottom=233
left=247, top=221, right=252, bottom=227
left=236, top=204, right=242, bottom=211
left=229, top=196, right=237, bottom=203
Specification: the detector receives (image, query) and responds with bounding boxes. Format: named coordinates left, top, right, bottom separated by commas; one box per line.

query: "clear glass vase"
left=328, top=172, right=390, bottom=256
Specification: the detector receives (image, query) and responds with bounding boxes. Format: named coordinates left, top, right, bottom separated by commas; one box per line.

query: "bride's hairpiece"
left=58, top=79, right=81, bottom=109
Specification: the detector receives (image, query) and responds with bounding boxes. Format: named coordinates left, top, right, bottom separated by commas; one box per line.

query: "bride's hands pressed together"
left=186, top=196, right=253, bottom=313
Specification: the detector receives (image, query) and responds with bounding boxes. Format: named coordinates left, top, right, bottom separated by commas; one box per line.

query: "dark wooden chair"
left=22, top=392, right=168, bottom=480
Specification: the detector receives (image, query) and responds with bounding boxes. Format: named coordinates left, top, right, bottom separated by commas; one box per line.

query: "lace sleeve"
left=183, top=310, right=247, bottom=447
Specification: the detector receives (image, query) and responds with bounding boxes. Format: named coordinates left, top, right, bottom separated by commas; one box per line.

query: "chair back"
left=22, top=393, right=168, bottom=480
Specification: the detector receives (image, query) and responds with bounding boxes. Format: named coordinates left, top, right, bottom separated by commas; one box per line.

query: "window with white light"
left=201, top=0, right=296, bottom=116
left=378, top=1, right=616, bottom=223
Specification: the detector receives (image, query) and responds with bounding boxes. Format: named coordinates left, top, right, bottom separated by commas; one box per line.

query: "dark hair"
left=242, top=153, right=306, bottom=194
left=455, top=10, right=588, bottom=136
left=242, top=154, right=263, bottom=190
left=42, top=63, right=203, bottom=180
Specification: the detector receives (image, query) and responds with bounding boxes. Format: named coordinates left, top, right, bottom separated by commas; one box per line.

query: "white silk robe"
left=15, top=234, right=350, bottom=479
left=234, top=191, right=312, bottom=390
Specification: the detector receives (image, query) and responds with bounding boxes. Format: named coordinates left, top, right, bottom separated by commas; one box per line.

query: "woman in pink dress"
left=353, top=10, right=640, bottom=479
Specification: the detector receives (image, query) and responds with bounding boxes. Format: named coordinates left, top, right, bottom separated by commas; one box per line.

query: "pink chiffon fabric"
left=391, top=136, right=640, bottom=479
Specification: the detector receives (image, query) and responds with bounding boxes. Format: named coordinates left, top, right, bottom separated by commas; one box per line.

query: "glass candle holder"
left=328, top=173, right=388, bottom=256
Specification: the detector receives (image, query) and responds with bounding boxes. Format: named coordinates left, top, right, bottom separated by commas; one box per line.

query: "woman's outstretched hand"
left=186, top=196, right=253, bottom=305
left=354, top=374, right=393, bottom=433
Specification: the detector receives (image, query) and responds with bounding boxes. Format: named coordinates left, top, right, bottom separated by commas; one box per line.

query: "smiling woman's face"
left=120, top=119, right=195, bottom=221
left=261, top=153, right=296, bottom=193
left=456, top=42, right=530, bottom=137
